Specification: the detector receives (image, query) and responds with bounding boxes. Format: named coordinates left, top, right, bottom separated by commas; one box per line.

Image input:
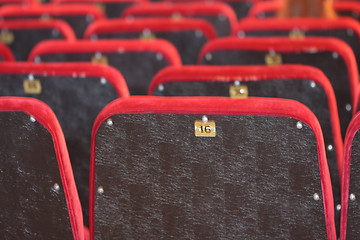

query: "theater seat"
left=0, top=62, right=129, bottom=227
left=0, top=97, right=85, bottom=239
left=122, top=2, right=237, bottom=37
left=0, top=4, right=105, bottom=38
left=90, top=96, right=336, bottom=239
left=199, top=37, right=358, bottom=139
left=84, top=18, right=216, bottom=64
left=52, top=0, right=149, bottom=18
left=341, top=111, right=360, bottom=240
left=236, top=17, right=360, bottom=70
left=0, top=19, right=75, bottom=61
left=29, top=39, right=182, bottom=95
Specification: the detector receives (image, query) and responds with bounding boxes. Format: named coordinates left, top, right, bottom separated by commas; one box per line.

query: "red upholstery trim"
left=90, top=96, right=336, bottom=240
left=53, top=0, right=148, bottom=3
left=236, top=17, right=360, bottom=39
left=341, top=111, right=360, bottom=240
left=0, top=4, right=105, bottom=20
left=0, top=96, right=85, bottom=240
left=249, top=0, right=360, bottom=18
left=354, top=85, right=360, bottom=115
left=149, top=64, right=343, bottom=180
left=0, top=62, right=130, bottom=97
left=0, top=19, right=76, bottom=41
left=0, top=0, right=33, bottom=3
left=28, top=39, right=182, bottom=66
left=122, top=2, right=237, bottom=34
left=160, top=0, right=259, bottom=2
left=84, top=18, right=217, bottom=40
left=0, top=43, right=15, bottom=61
left=198, top=37, right=359, bottom=104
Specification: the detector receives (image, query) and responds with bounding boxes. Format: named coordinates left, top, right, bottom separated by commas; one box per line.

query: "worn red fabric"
left=0, top=97, right=85, bottom=240
left=90, top=96, right=336, bottom=240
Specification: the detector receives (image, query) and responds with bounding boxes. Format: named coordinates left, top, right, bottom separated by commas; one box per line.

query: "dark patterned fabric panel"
left=0, top=111, right=73, bottom=239
left=94, top=114, right=326, bottom=239
left=0, top=74, right=119, bottom=226
left=94, top=31, right=209, bottom=64
left=37, top=52, right=169, bottom=95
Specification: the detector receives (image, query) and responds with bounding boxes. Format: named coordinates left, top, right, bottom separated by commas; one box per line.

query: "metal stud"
left=313, top=193, right=320, bottom=201
left=86, top=14, right=94, bottom=23
left=234, top=80, right=240, bottom=86
left=202, top=115, right=208, bottom=123
left=107, top=118, right=113, bottom=126
left=195, top=30, right=203, bottom=38
left=332, top=52, right=339, bottom=59
left=30, top=116, right=36, bottom=123
left=97, top=186, right=104, bottom=194
left=346, top=104, right=352, bottom=112
left=52, top=183, right=60, bottom=193
left=28, top=74, right=34, bottom=81
left=100, top=77, right=107, bottom=85
left=142, top=28, right=152, bottom=38
left=296, top=121, right=303, bottom=129
left=34, top=56, right=41, bottom=63
left=350, top=193, right=356, bottom=201
left=205, top=53, right=212, bottom=62
left=218, top=14, right=226, bottom=21
left=327, top=145, right=333, bottom=151
left=237, top=31, right=245, bottom=38
left=347, top=29, right=354, bottom=37
left=90, top=34, right=98, bottom=41
left=156, top=53, right=163, bottom=61
left=72, top=73, right=77, bottom=78
left=158, top=84, right=164, bottom=92
left=310, top=81, right=316, bottom=88
left=336, top=204, right=341, bottom=211
left=52, top=29, right=59, bottom=37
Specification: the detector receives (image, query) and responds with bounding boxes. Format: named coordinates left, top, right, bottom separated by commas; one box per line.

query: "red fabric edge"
left=121, top=2, right=238, bottom=34
left=0, top=4, right=105, bottom=19
left=89, top=96, right=336, bottom=240
left=84, top=18, right=217, bottom=40
left=28, top=39, right=182, bottom=66
left=54, top=0, right=147, bottom=3
left=236, top=17, right=360, bottom=39
left=249, top=1, right=360, bottom=18
left=0, top=62, right=130, bottom=97
left=340, top=111, right=360, bottom=240
left=0, top=96, right=85, bottom=240
left=354, top=85, right=360, bottom=115
left=198, top=37, right=359, bottom=105
left=0, top=19, right=76, bottom=41
left=0, top=42, right=15, bottom=61
left=149, top=64, right=343, bottom=180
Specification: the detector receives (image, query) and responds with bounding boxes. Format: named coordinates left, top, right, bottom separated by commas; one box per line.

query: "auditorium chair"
left=0, top=62, right=129, bottom=227
left=122, top=2, right=237, bottom=37
left=0, top=97, right=87, bottom=239
left=0, top=4, right=105, bottom=38
left=52, top=0, right=149, bottom=18
left=84, top=18, right=216, bottom=64
left=236, top=17, right=360, bottom=70
left=0, top=19, right=75, bottom=61
left=28, top=39, right=182, bottom=95
left=341, top=111, right=360, bottom=239
left=199, top=37, right=358, bottom=139
left=90, top=96, right=336, bottom=239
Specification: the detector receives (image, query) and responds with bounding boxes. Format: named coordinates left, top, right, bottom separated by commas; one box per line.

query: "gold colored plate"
left=0, top=31, right=14, bottom=45
left=91, top=55, right=108, bottom=65
left=23, top=79, right=42, bottom=94
left=289, top=29, right=305, bottom=39
left=194, top=120, right=216, bottom=137
left=229, top=85, right=248, bottom=99
left=265, top=53, right=282, bottom=66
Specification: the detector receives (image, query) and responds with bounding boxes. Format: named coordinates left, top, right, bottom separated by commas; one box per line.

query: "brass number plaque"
left=23, top=79, right=42, bottom=94
left=289, top=29, right=305, bottom=39
left=194, top=120, right=216, bottom=137
left=0, top=31, right=14, bottom=45
left=230, top=85, right=248, bottom=98
left=91, top=55, right=108, bottom=65
left=265, top=53, right=282, bottom=66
